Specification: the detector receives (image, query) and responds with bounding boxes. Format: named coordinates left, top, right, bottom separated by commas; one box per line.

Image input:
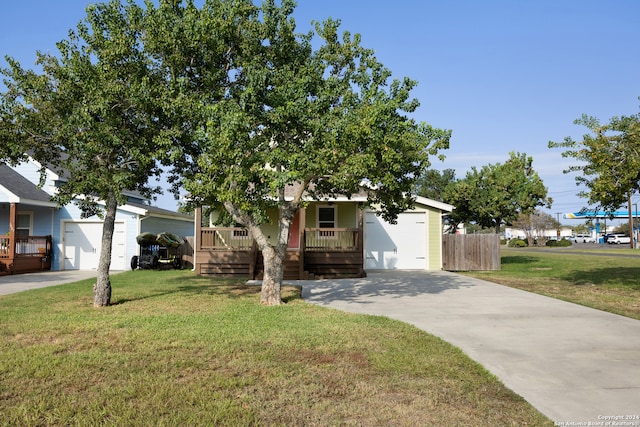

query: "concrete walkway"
left=299, top=270, right=640, bottom=425
left=0, top=270, right=111, bottom=295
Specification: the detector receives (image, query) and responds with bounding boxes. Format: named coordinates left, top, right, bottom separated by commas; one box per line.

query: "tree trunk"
left=94, top=193, right=116, bottom=307
left=223, top=200, right=295, bottom=306
left=260, top=245, right=283, bottom=305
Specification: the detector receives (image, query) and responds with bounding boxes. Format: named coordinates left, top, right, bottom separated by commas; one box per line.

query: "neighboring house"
left=193, top=187, right=453, bottom=279
left=504, top=226, right=573, bottom=240
left=0, top=158, right=193, bottom=275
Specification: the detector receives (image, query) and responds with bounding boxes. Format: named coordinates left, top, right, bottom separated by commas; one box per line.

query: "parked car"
left=607, top=234, right=631, bottom=245
left=572, top=234, right=594, bottom=243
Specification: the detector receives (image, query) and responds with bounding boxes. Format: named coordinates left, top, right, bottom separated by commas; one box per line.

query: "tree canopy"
left=549, top=111, right=640, bottom=212
left=145, top=0, right=450, bottom=304
left=414, top=168, right=456, bottom=202
left=445, top=152, right=551, bottom=233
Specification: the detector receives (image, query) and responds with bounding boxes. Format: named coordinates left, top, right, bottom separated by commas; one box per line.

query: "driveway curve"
left=0, top=270, right=118, bottom=295
left=299, top=270, right=640, bottom=424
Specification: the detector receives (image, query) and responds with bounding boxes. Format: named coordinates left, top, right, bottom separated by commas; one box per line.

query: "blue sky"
left=2, top=1, right=640, bottom=224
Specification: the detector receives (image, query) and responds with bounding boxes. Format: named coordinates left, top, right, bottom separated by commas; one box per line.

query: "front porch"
left=194, top=206, right=365, bottom=280
left=0, top=235, right=53, bottom=275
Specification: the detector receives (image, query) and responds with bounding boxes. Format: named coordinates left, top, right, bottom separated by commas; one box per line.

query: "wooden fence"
left=442, top=234, right=500, bottom=271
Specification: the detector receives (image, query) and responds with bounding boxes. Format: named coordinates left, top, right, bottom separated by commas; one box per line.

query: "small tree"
left=1, top=1, right=164, bottom=306
left=511, top=210, right=559, bottom=247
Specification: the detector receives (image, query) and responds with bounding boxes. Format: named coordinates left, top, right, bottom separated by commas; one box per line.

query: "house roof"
left=124, top=201, right=193, bottom=222
left=0, top=163, right=58, bottom=207
left=26, top=153, right=148, bottom=203
left=283, top=182, right=453, bottom=213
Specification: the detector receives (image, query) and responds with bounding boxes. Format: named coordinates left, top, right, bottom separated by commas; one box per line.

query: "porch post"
left=8, top=202, right=17, bottom=265
left=357, top=204, right=364, bottom=277
left=194, top=206, right=201, bottom=273
left=298, top=207, right=306, bottom=280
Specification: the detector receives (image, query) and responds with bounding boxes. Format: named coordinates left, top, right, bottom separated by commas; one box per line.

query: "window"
left=317, top=205, right=336, bottom=238
left=16, top=212, right=32, bottom=237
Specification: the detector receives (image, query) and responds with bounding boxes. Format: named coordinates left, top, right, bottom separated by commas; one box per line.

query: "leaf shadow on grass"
left=563, top=267, right=640, bottom=290
left=175, top=282, right=303, bottom=303
left=111, top=289, right=182, bottom=305
left=501, top=256, right=538, bottom=265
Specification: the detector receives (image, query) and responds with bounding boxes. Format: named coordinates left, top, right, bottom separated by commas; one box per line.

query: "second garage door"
left=364, top=212, right=426, bottom=270
left=63, top=222, right=126, bottom=270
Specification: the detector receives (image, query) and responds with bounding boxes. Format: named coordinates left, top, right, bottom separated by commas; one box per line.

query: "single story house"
left=193, top=189, right=453, bottom=279
left=0, top=158, right=193, bottom=275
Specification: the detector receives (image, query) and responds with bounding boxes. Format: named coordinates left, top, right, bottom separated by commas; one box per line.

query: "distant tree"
left=511, top=210, right=559, bottom=247
left=446, top=152, right=551, bottom=233
left=572, top=223, right=592, bottom=234
left=414, top=169, right=456, bottom=201
left=414, top=169, right=460, bottom=232
left=549, top=110, right=640, bottom=248
left=1, top=1, right=164, bottom=307
left=549, top=112, right=640, bottom=211
left=147, top=0, right=450, bottom=305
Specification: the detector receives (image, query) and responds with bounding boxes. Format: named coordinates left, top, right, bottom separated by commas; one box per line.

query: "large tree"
left=146, top=0, right=450, bottom=305
left=446, top=152, right=551, bottom=233
left=1, top=0, right=165, bottom=306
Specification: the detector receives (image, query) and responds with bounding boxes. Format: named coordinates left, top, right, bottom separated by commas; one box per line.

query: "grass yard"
left=0, top=270, right=551, bottom=426
left=464, top=247, right=640, bottom=320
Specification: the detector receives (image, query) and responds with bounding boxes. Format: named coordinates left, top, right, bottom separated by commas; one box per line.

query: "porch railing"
left=0, top=236, right=9, bottom=258
left=0, top=235, right=52, bottom=258
left=200, top=228, right=254, bottom=251
left=304, top=228, right=360, bottom=251
left=198, top=227, right=360, bottom=252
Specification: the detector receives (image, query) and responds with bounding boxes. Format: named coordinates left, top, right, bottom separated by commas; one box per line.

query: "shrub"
left=508, top=238, right=527, bottom=248
left=546, top=238, right=572, bottom=247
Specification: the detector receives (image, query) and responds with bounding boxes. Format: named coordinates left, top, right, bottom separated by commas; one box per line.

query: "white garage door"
left=64, top=222, right=125, bottom=270
left=365, top=212, right=426, bottom=270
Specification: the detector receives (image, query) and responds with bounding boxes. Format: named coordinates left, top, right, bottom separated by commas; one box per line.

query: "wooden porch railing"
left=199, top=228, right=254, bottom=250
left=197, top=227, right=361, bottom=252
left=1, top=235, right=52, bottom=258
left=304, top=228, right=360, bottom=251
left=196, top=226, right=363, bottom=279
left=0, top=236, right=10, bottom=258
left=0, top=235, right=53, bottom=274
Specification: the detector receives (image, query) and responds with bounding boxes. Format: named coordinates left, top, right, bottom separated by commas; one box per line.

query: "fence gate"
left=442, top=234, right=500, bottom=271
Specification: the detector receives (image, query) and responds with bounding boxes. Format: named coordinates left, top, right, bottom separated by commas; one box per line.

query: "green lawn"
left=0, top=270, right=551, bottom=426
left=464, top=247, right=640, bottom=320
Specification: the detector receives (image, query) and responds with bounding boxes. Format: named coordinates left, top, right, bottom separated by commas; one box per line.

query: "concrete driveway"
left=0, top=270, right=109, bottom=295
left=299, top=270, right=640, bottom=425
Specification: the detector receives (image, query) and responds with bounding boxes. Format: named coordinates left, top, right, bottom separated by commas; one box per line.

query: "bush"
left=546, top=238, right=572, bottom=247
left=508, top=238, right=527, bottom=248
